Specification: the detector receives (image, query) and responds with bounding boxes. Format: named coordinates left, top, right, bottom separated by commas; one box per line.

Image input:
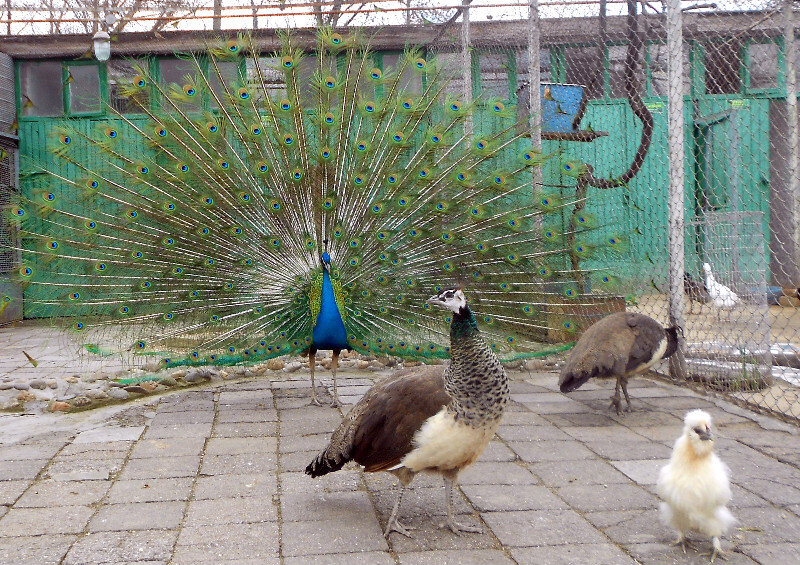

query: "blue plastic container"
left=540, top=83, right=584, bottom=133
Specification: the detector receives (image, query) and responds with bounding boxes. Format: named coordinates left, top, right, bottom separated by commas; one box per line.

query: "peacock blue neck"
left=312, top=268, right=349, bottom=350
left=451, top=307, right=479, bottom=340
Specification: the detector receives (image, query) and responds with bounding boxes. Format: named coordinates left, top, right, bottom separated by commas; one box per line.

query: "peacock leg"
left=621, top=378, right=634, bottom=412
left=610, top=379, right=623, bottom=415
left=309, top=351, right=322, bottom=406
left=385, top=470, right=415, bottom=538
left=330, top=350, right=341, bottom=408
left=439, top=472, right=482, bottom=535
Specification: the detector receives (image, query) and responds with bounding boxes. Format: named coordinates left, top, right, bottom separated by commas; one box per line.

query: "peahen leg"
left=330, top=350, right=341, bottom=408
left=385, top=471, right=415, bottom=538
left=309, top=351, right=322, bottom=406
left=439, top=472, right=482, bottom=535
left=621, top=378, right=634, bottom=412
left=610, top=378, right=623, bottom=415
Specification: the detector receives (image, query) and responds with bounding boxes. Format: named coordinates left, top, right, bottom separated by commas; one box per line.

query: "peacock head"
left=321, top=251, right=332, bottom=271
left=683, top=409, right=715, bottom=454
left=427, top=287, right=467, bottom=313
left=702, top=263, right=712, bottom=274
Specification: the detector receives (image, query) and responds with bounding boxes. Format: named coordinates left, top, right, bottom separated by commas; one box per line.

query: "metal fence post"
left=528, top=0, right=542, bottom=190
left=667, top=0, right=687, bottom=379
left=461, top=0, right=472, bottom=136
left=786, top=0, right=800, bottom=280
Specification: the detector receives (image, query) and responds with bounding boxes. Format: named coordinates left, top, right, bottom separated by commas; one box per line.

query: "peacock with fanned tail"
left=5, top=29, right=628, bottom=405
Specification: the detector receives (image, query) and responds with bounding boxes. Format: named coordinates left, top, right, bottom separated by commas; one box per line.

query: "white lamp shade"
left=93, top=30, right=111, bottom=62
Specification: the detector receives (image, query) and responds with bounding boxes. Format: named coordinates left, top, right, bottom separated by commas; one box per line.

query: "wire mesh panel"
left=683, top=212, right=772, bottom=390
left=2, top=0, right=800, bottom=420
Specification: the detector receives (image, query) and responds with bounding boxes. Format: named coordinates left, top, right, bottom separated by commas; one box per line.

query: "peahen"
left=306, top=287, right=508, bottom=537
left=5, top=29, right=626, bottom=401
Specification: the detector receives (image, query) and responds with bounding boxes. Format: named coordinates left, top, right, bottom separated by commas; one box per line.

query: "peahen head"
left=427, top=287, right=467, bottom=313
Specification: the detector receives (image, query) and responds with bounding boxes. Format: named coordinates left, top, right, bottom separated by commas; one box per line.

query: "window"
left=478, top=52, right=510, bottom=99
left=747, top=42, right=778, bottom=91
left=246, top=57, right=286, bottom=100
left=647, top=43, right=668, bottom=97
left=430, top=52, right=464, bottom=97
left=514, top=49, right=552, bottom=119
left=160, top=58, right=200, bottom=111
left=516, top=48, right=552, bottom=84
left=564, top=46, right=602, bottom=99
left=704, top=40, right=742, bottom=95
left=66, top=63, right=101, bottom=114
left=18, top=61, right=63, bottom=116
left=209, top=61, right=242, bottom=108
left=381, top=53, right=422, bottom=93
left=108, top=59, right=144, bottom=114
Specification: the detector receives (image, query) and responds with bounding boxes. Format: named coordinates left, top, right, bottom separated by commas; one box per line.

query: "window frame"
left=62, top=60, right=107, bottom=117
left=742, top=36, right=784, bottom=97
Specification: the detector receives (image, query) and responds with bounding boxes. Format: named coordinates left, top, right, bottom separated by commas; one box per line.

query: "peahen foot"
left=309, top=396, right=323, bottom=407
left=384, top=518, right=415, bottom=538
left=609, top=395, right=623, bottom=415
left=329, top=399, right=341, bottom=408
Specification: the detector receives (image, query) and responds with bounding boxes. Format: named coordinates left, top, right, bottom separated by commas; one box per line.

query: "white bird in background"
left=703, top=263, right=741, bottom=319
left=657, top=409, right=736, bottom=562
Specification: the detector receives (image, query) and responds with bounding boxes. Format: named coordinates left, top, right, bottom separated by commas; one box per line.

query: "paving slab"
left=460, top=484, right=567, bottom=512
left=88, top=501, right=185, bottom=532
left=281, top=518, right=388, bottom=557
left=117, top=455, right=201, bottom=480
left=105, top=477, right=193, bottom=503
left=63, top=530, right=179, bottom=565
left=0, top=533, right=77, bottom=565
left=284, top=551, right=396, bottom=565
left=626, top=542, right=758, bottom=564
left=481, top=509, right=608, bottom=546
left=73, top=426, right=145, bottom=444
left=556, top=483, right=658, bottom=512
left=385, top=514, right=494, bottom=553
left=0, top=479, right=31, bottom=505
left=399, top=549, right=516, bottom=564
left=14, top=478, right=111, bottom=507
left=184, top=496, right=279, bottom=526
left=0, top=505, right=94, bottom=536
left=172, top=522, right=280, bottom=563
left=510, top=544, right=640, bottom=565
left=193, top=472, right=277, bottom=500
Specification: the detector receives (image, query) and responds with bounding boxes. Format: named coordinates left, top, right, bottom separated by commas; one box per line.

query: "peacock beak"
left=698, top=429, right=713, bottom=441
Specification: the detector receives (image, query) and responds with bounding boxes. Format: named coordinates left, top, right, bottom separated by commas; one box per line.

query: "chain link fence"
left=2, top=0, right=800, bottom=420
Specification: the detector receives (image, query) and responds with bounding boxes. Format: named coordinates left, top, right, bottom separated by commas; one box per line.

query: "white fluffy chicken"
left=702, top=263, right=741, bottom=319
left=657, top=410, right=735, bottom=562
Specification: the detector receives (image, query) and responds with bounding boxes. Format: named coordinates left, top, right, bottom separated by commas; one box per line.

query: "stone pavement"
left=1, top=368, right=799, bottom=565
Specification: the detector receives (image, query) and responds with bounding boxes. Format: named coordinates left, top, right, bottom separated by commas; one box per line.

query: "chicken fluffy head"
left=683, top=409, right=715, bottom=456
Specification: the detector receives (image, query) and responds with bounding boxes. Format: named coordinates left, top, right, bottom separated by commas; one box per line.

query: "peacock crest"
left=6, top=28, right=627, bottom=368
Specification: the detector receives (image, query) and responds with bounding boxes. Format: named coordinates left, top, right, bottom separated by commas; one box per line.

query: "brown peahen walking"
left=306, top=288, right=508, bottom=536
left=4, top=29, right=627, bottom=401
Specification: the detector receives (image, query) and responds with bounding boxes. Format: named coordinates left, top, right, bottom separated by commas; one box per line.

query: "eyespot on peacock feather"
left=5, top=27, right=630, bottom=372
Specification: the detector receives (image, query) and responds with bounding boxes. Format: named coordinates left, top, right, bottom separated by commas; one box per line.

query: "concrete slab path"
left=1, top=369, right=798, bottom=565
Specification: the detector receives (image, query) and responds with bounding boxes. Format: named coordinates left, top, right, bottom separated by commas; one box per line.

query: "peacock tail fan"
left=5, top=28, right=629, bottom=369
